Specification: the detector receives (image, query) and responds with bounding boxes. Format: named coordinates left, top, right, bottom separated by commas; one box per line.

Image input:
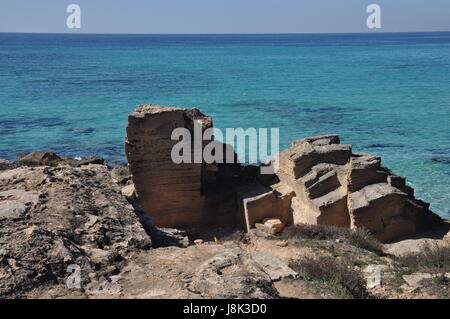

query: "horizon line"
left=1, top=30, right=450, bottom=36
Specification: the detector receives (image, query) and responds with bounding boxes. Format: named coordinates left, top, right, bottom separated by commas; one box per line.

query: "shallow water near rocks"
left=0, top=32, right=449, bottom=218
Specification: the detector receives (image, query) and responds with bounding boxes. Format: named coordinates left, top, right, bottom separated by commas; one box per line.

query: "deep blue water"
left=0, top=32, right=449, bottom=218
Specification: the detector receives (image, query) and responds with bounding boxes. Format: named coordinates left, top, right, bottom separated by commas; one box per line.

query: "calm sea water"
left=0, top=32, right=449, bottom=218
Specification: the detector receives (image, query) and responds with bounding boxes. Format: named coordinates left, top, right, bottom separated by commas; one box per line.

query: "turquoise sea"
left=0, top=32, right=449, bottom=218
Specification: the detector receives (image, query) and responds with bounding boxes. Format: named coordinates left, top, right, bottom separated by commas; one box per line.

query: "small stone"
left=402, top=273, right=432, bottom=288
left=276, top=241, right=288, bottom=247
left=121, top=184, right=136, bottom=198
left=194, top=239, right=204, bottom=245
left=23, top=226, right=42, bottom=237
left=255, top=218, right=285, bottom=235
left=111, top=165, right=131, bottom=184
left=7, top=258, right=19, bottom=270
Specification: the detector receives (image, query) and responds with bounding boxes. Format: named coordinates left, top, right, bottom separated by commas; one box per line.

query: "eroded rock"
left=0, top=165, right=151, bottom=298
left=125, top=104, right=244, bottom=233
left=0, top=159, right=17, bottom=171
left=255, top=218, right=285, bottom=235
left=17, top=152, right=106, bottom=168
left=272, top=135, right=441, bottom=241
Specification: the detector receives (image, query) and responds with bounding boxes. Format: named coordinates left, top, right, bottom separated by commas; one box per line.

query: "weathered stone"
left=249, top=251, right=299, bottom=281
left=124, top=105, right=441, bottom=242
left=149, top=227, right=190, bottom=248
left=402, top=273, right=432, bottom=288
left=111, top=165, right=131, bottom=184
left=121, top=184, right=136, bottom=198
left=63, top=156, right=106, bottom=167
left=347, top=153, right=389, bottom=192
left=125, top=104, right=245, bottom=233
left=17, top=152, right=106, bottom=168
left=387, top=174, right=406, bottom=188
left=0, top=159, right=17, bottom=171
left=278, top=140, right=352, bottom=179
left=17, top=152, right=62, bottom=167
left=238, top=183, right=294, bottom=232
left=191, top=247, right=279, bottom=298
left=292, top=134, right=340, bottom=147
left=272, top=135, right=441, bottom=241
left=255, top=218, right=285, bottom=235
left=0, top=165, right=152, bottom=298
left=0, top=189, right=40, bottom=219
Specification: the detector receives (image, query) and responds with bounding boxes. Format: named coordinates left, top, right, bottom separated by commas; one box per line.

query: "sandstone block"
left=255, top=218, right=285, bottom=235
left=238, top=183, right=294, bottom=232
left=121, top=184, right=136, bottom=198
left=272, top=135, right=441, bottom=241
left=17, top=152, right=62, bottom=167
left=125, top=104, right=241, bottom=233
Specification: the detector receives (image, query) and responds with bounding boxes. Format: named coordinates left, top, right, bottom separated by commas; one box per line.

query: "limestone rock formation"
left=111, top=165, right=131, bottom=185
left=0, top=164, right=152, bottom=298
left=268, top=135, right=441, bottom=241
left=238, top=183, right=293, bottom=232
left=125, top=105, right=441, bottom=242
left=0, top=159, right=17, bottom=171
left=17, top=152, right=105, bottom=168
left=125, top=104, right=242, bottom=233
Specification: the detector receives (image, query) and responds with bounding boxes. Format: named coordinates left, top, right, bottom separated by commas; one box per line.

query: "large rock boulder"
left=125, top=104, right=242, bottom=234
left=0, top=164, right=152, bottom=298
left=271, top=135, right=441, bottom=241
left=17, top=152, right=63, bottom=167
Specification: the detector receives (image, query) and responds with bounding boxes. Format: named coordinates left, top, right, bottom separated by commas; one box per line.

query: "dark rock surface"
left=17, top=152, right=106, bottom=168
left=0, top=159, right=17, bottom=171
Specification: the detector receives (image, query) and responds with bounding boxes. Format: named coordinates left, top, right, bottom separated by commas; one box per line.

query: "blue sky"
left=1, top=0, right=449, bottom=34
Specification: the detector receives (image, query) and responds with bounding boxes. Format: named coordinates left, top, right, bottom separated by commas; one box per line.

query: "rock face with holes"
left=0, top=164, right=152, bottom=298
left=269, top=135, right=442, bottom=241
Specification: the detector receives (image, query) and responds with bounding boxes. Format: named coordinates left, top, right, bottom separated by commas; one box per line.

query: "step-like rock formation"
left=266, top=135, right=441, bottom=241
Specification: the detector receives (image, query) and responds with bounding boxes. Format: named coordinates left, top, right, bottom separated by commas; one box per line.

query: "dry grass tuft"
left=283, top=224, right=383, bottom=255
left=396, top=241, right=450, bottom=274
left=289, top=255, right=371, bottom=299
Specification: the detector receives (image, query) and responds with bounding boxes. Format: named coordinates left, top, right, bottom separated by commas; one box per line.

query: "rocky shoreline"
left=0, top=104, right=448, bottom=299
